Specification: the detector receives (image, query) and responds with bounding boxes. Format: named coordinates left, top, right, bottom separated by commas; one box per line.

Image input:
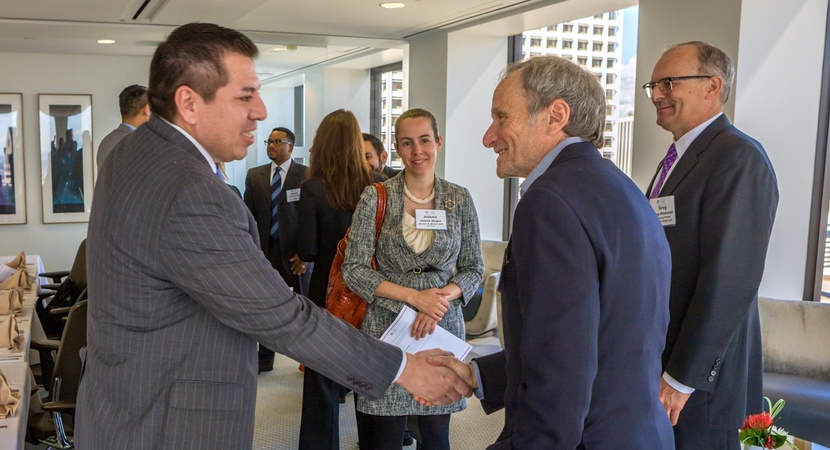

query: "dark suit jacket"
left=381, top=165, right=400, bottom=179
left=244, top=160, right=311, bottom=294
left=96, top=123, right=133, bottom=169
left=475, top=142, right=675, bottom=449
left=76, top=115, right=403, bottom=450
left=646, top=114, right=779, bottom=437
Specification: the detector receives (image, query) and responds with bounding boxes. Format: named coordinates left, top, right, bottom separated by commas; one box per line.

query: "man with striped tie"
left=244, top=126, right=312, bottom=373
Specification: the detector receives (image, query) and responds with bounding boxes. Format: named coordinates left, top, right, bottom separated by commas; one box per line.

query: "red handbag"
left=326, top=182, right=387, bottom=328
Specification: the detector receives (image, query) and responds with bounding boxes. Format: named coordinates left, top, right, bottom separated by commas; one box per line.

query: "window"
left=592, top=57, right=603, bottom=68
left=593, top=26, right=604, bottom=36
left=606, top=73, right=617, bottom=84
left=608, top=42, right=619, bottom=53
left=563, top=24, right=573, bottom=33
left=609, top=26, right=619, bottom=37
left=593, top=42, right=604, bottom=52
left=547, top=37, right=558, bottom=47
left=604, top=137, right=613, bottom=148
left=531, top=37, right=542, bottom=48
left=606, top=89, right=616, bottom=100
left=578, top=25, right=589, bottom=34
left=370, top=62, right=404, bottom=168
left=578, top=40, right=588, bottom=51
left=562, top=39, right=573, bottom=49
left=607, top=58, right=616, bottom=69
left=578, top=56, right=588, bottom=66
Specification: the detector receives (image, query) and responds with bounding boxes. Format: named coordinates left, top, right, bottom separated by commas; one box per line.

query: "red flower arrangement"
left=739, top=397, right=798, bottom=449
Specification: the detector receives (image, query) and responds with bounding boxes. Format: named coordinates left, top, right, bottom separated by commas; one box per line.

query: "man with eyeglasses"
left=244, top=126, right=312, bottom=373
left=644, top=41, right=779, bottom=450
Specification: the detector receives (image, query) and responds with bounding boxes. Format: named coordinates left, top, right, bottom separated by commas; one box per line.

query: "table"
left=0, top=359, right=31, bottom=450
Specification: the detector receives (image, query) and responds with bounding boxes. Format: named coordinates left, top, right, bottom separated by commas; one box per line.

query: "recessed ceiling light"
left=97, top=39, right=116, bottom=44
left=380, top=2, right=405, bottom=9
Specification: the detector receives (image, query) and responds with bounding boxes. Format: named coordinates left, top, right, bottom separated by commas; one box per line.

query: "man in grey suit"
left=244, top=126, right=312, bottom=373
left=76, top=22, right=470, bottom=450
left=644, top=42, right=778, bottom=450
left=95, top=84, right=150, bottom=169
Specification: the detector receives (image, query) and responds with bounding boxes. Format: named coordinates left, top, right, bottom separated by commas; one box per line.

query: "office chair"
left=37, top=239, right=87, bottom=340
left=28, top=299, right=87, bottom=449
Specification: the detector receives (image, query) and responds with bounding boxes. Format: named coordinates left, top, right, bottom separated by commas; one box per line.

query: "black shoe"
left=258, top=363, right=273, bottom=374
left=402, top=431, right=414, bottom=446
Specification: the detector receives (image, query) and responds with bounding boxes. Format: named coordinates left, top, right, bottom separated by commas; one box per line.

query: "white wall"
left=734, top=0, right=828, bottom=299
left=445, top=31, right=508, bottom=241
left=0, top=52, right=151, bottom=270
left=408, top=32, right=449, bottom=178
left=303, top=67, right=371, bottom=148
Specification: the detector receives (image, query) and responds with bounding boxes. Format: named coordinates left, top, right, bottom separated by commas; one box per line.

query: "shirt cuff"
left=663, top=371, right=695, bottom=394
left=471, top=360, right=484, bottom=399
left=393, top=349, right=407, bottom=382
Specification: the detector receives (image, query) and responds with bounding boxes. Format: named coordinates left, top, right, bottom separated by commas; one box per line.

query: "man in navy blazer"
left=645, top=42, right=778, bottom=450
left=431, top=56, right=675, bottom=448
left=244, top=126, right=312, bottom=373
left=76, top=22, right=470, bottom=450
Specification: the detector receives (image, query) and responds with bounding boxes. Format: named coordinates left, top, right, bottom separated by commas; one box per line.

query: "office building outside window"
left=370, top=62, right=405, bottom=169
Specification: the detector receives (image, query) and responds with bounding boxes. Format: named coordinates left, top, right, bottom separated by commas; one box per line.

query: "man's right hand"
left=412, top=354, right=477, bottom=406
left=396, top=349, right=472, bottom=405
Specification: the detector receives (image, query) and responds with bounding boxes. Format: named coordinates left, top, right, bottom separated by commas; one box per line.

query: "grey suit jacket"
left=646, top=114, right=778, bottom=438
left=243, top=160, right=312, bottom=292
left=342, top=174, right=484, bottom=416
left=76, top=115, right=402, bottom=450
left=96, top=123, right=133, bottom=169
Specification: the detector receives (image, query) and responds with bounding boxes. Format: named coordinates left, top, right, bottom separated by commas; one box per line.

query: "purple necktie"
left=650, top=144, right=677, bottom=199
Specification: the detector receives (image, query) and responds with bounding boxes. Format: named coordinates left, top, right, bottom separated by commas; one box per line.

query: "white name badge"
left=650, top=196, right=676, bottom=227
left=415, top=209, right=448, bottom=230
left=286, top=188, right=301, bottom=202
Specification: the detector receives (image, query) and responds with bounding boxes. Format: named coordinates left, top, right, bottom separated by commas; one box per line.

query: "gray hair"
left=666, top=41, right=735, bottom=103
left=504, top=55, right=606, bottom=148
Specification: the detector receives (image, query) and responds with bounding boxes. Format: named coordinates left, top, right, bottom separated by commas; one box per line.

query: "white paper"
left=649, top=196, right=676, bottom=227
left=380, top=306, right=472, bottom=360
left=286, top=188, right=301, bottom=202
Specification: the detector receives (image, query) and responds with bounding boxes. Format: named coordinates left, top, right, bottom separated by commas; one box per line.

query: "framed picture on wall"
left=38, top=94, right=94, bottom=224
left=0, top=93, right=26, bottom=225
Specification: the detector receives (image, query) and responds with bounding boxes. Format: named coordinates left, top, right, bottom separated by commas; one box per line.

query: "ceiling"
left=0, top=0, right=553, bottom=83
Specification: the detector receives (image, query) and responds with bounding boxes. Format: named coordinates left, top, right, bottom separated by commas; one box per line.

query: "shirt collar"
left=122, top=123, right=136, bottom=131
left=673, top=112, right=722, bottom=159
left=162, top=118, right=219, bottom=175
left=271, top=159, right=292, bottom=177
left=520, top=136, right=587, bottom=196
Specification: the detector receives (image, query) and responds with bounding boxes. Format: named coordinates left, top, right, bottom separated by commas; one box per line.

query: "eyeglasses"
left=265, top=139, right=293, bottom=146
left=642, top=75, right=714, bottom=98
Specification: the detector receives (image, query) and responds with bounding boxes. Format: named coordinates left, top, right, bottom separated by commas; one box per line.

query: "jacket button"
left=710, top=370, right=717, bottom=376
left=715, top=358, right=722, bottom=364
left=707, top=376, right=714, bottom=382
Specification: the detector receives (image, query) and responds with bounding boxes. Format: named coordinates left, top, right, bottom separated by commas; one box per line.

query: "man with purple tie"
left=644, top=41, right=779, bottom=450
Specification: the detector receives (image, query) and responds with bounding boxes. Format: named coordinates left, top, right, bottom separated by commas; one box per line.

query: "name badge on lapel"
left=649, top=196, right=676, bottom=227
left=286, top=189, right=301, bottom=202
left=415, top=210, right=447, bottom=230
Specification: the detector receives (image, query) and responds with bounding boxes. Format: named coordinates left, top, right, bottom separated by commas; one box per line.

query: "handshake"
left=395, top=348, right=480, bottom=406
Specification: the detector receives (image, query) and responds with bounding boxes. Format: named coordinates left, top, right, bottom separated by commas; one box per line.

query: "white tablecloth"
left=0, top=359, right=31, bottom=450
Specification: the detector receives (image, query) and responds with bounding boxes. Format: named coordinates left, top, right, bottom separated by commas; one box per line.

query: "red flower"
left=745, top=412, right=774, bottom=430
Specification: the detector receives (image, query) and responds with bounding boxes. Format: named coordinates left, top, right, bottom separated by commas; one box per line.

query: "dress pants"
left=259, top=237, right=303, bottom=368
left=298, top=366, right=348, bottom=449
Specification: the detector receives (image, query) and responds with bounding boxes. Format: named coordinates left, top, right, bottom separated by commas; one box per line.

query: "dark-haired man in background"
left=96, top=84, right=150, bottom=169
left=362, top=132, right=399, bottom=178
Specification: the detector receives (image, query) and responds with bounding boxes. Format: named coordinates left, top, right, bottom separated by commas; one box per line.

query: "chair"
left=28, top=300, right=88, bottom=449
left=37, top=239, right=87, bottom=340
left=463, top=240, right=507, bottom=337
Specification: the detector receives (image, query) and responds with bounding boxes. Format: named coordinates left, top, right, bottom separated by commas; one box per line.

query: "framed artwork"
left=0, top=94, right=26, bottom=225
left=38, top=94, right=94, bottom=223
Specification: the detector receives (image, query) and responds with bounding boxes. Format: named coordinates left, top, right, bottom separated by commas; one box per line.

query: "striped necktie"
left=270, top=167, right=282, bottom=239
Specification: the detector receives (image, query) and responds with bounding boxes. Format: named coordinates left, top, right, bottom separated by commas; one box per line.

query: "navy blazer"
left=476, top=141, right=675, bottom=449
left=646, top=114, right=778, bottom=437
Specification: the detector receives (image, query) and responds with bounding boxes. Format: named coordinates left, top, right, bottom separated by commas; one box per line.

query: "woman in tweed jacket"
left=343, top=108, right=484, bottom=450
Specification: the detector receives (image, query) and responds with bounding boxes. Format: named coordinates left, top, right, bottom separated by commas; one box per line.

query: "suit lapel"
left=659, top=114, right=730, bottom=196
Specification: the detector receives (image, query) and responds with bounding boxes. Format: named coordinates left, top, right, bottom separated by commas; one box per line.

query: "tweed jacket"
left=343, top=174, right=484, bottom=415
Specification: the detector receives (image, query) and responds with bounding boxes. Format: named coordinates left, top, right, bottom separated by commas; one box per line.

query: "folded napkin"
left=3, top=251, right=26, bottom=270
left=0, top=269, right=29, bottom=291
left=0, top=368, right=21, bottom=419
left=0, top=315, right=21, bottom=352
left=0, top=288, right=23, bottom=316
